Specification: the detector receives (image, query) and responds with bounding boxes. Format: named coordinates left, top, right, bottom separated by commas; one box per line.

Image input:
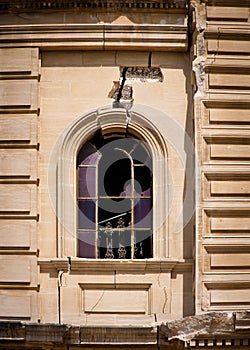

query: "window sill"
left=38, top=257, right=193, bottom=273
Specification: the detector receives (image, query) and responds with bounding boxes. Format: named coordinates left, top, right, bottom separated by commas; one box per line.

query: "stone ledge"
left=205, top=23, right=250, bottom=41
left=0, top=322, right=157, bottom=345
left=38, top=257, right=183, bottom=272
left=0, top=312, right=249, bottom=347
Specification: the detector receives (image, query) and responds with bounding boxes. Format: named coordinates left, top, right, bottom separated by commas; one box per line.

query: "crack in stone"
left=90, top=290, right=106, bottom=312
left=117, top=67, right=129, bottom=102
left=108, top=66, right=163, bottom=106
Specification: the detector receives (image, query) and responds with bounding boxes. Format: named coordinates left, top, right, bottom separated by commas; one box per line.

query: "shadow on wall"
left=182, top=51, right=195, bottom=317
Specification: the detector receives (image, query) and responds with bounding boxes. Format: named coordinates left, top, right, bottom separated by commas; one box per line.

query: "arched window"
left=52, top=106, right=169, bottom=259
left=77, top=135, right=153, bottom=259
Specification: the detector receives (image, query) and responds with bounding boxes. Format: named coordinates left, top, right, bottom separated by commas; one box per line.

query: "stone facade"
left=0, top=0, right=249, bottom=349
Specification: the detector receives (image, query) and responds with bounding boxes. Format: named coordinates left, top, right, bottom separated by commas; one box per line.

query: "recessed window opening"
left=77, top=134, right=153, bottom=259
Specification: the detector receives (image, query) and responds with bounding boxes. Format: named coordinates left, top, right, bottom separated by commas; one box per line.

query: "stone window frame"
left=55, top=105, right=169, bottom=259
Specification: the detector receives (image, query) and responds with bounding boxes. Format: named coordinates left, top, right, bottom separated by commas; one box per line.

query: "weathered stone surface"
left=109, top=67, right=163, bottom=103
left=25, top=324, right=68, bottom=343
left=235, top=310, right=250, bottom=330
left=0, top=313, right=249, bottom=346
left=193, top=55, right=206, bottom=96
left=79, top=326, right=157, bottom=344
left=109, top=81, right=133, bottom=101
left=0, top=322, right=25, bottom=340
left=125, top=67, right=163, bottom=82
left=0, top=322, right=157, bottom=345
left=161, top=313, right=235, bottom=341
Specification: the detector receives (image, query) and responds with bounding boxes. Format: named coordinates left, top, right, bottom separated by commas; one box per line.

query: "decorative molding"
left=0, top=0, right=187, bottom=12
left=205, top=57, right=250, bottom=74
left=71, top=258, right=178, bottom=271
left=79, top=326, right=157, bottom=345
left=204, top=207, right=250, bottom=216
left=38, top=258, right=69, bottom=271
left=205, top=23, right=250, bottom=41
left=0, top=24, right=188, bottom=51
left=79, top=283, right=152, bottom=315
left=38, top=257, right=179, bottom=272
left=187, top=338, right=250, bottom=348
left=49, top=105, right=170, bottom=259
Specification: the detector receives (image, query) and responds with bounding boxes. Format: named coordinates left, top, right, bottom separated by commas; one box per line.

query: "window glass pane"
left=131, top=142, right=151, bottom=165
left=134, top=230, right=152, bottom=259
left=98, top=228, right=132, bottom=259
left=78, top=200, right=96, bottom=229
left=134, top=198, right=152, bottom=228
left=134, top=165, right=152, bottom=197
left=98, top=198, right=132, bottom=228
left=99, top=157, right=131, bottom=197
left=98, top=229, right=110, bottom=259
left=77, top=135, right=153, bottom=259
left=78, top=167, right=96, bottom=197
left=78, top=231, right=96, bottom=258
left=120, top=181, right=133, bottom=197
left=78, top=142, right=99, bottom=165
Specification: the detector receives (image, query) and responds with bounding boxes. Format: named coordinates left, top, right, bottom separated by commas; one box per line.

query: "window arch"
left=77, top=135, right=153, bottom=259
left=53, top=106, right=169, bottom=259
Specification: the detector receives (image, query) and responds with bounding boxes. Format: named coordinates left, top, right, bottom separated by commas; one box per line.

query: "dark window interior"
left=77, top=134, right=153, bottom=259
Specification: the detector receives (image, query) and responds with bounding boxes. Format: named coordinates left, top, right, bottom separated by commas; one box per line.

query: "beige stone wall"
left=1, top=0, right=249, bottom=328
left=193, top=0, right=250, bottom=313
left=38, top=49, right=194, bottom=323
left=39, top=50, right=192, bottom=257
left=0, top=48, right=40, bottom=321
left=0, top=1, right=193, bottom=323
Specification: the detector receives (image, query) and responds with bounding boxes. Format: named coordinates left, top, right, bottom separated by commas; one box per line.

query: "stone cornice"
left=0, top=0, right=187, bottom=12
left=0, top=23, right=188, bottom=51
left=0, top=312, right=249, bottom=347
left=38, top=258, right=69, bottom=271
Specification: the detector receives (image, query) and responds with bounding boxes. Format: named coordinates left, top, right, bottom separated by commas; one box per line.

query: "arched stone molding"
left=51, top=104, right=170, bottom=259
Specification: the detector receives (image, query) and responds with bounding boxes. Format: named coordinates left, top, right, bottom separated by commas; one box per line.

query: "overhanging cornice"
left=0, top=0, right=188, bottom=12
left=0, top=23, right=188, bottom=51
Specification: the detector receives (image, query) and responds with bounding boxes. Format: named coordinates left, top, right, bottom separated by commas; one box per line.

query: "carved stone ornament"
left=125, top=67, right=163, bottom=82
